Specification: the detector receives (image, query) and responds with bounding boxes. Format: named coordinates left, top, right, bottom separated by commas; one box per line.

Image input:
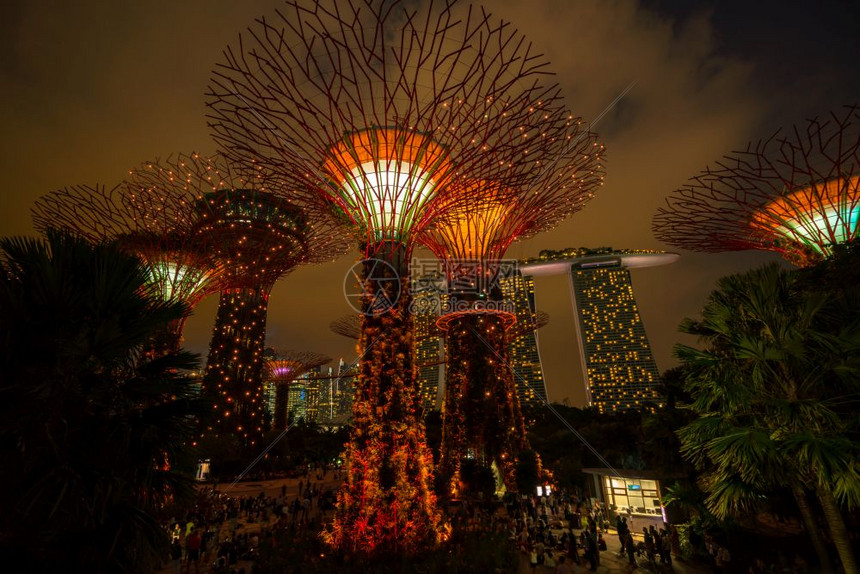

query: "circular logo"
left=343, top=258, right=402, bottom=316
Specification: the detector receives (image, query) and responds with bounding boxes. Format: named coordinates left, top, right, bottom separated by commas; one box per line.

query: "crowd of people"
left=507, top=492, right=678, bottom=572
left=163, top=466, right=337, bottom=573
left=441, top=489, right=679, bottom=572
left=162, top=474, right=820, bottom=573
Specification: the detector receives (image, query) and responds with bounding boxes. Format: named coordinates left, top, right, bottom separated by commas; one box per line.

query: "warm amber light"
left=439, top=182, right=513, bottom=259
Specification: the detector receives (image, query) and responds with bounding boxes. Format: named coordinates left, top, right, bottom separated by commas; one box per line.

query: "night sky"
left=1, top=0, right=857, bottom=406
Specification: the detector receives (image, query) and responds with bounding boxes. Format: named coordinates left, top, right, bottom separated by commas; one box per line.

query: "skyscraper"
left=411, top=273, right=445, bottom=409
left=520, top=248, right=678, bottom=413
left=333, top=359, right=357, bottom=423
left=499, top=269, right=548, bottom=407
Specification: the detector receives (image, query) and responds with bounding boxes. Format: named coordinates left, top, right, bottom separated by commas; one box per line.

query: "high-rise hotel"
left=412, top=274, right=445, bottom=409
left=520, top=248, right=677, bottom=413
left=499, top=269, right=549, bottom=407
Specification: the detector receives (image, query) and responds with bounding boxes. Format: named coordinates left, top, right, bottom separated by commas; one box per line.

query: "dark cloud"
left=1, top=0, right=853, bottom=405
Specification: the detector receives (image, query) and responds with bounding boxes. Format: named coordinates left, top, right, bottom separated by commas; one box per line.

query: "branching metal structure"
left=419, top=136, right=602, bottom=494
left=127, top=153, right=347, bottom=449
left=654, top=104, right=860, bottom=267
left=31, top=183, right=224, bottom=356
left=266, top=350, right=331, bottom=430
left=207, top=0, right=589, bottom=553
left=329, top=315, right=364, bottom=340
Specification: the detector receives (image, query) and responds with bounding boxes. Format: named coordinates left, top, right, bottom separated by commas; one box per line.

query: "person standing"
left=644, top=527, right=656, bottom=568
left=617, top=516, right=629, bottom=554
left=625, top=532, right=637, bottom=567
left=584, top=531, right=598, bottom=571
left=184, top=529, right=202, bottom=574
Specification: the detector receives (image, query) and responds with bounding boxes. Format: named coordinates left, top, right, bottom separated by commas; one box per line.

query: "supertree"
left=654, top=104, right=860, bottom=267
left=420, top=148, right=602, bottom=495
left=207, top=0, right=585, bottom=554
left=266, top=350, right=331, bottom=430
left=31, top=183, right=224, bottom=356
left=127, top=153, right=347, bottom=450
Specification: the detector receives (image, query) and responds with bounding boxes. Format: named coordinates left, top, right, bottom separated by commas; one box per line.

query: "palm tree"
left=675, top=262, right=860, bottom=574
left=0, top=232, right=206, bottom=573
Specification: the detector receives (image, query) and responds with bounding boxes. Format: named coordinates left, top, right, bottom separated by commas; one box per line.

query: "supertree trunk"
left=440, top=312, right=528, bottom=494
left=203, top=286, right=271, bottom=449
left=273, top=383, right=289, bottom=431
left=326, top=250, right=445, bottom=555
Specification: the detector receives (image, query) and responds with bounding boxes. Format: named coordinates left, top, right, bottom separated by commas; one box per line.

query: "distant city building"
left=412, top=273, right=445, bottom=409
left=333, top=359, right=357, bottom=423
left=520, top=247, right=678, bottom=413
left=315, top=365, right=337, bottom=423
left=499, top=269, right=548, bottom=407
left=287, top=373, right=311, bottom=422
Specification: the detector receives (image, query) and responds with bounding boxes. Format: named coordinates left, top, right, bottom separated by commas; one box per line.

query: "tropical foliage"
left=674, top=251, right=860, bottom=573
left=0, top=232, right=205, bottom=573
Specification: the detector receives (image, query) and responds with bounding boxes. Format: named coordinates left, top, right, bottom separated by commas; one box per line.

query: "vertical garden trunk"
left=326, top=246, right=444, bottom=555
left=440, top=311, right=528, bottom=494
left=273, top=383, right=290, bottom=431
left=203, top=286, right=271, bottom=450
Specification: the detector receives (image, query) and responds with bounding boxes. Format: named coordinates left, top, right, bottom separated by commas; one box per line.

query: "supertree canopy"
left=31, top=183, right=224, bottom=355
left=265, top=350, right=331, bottom=431
left=128, top=153, right=347, bottom=449
left=207, top=0, right=588, bottom=554
left=420, top=136, right=602, bottom=496
left=654, top=104, right=860, bottom=266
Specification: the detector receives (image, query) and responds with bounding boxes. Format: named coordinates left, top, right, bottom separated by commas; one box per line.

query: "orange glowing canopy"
left=751, top=175, right=860, bottom=262
left=422, top=181, right=514, bottom=262
left=322, top=128, right=453, bottom=241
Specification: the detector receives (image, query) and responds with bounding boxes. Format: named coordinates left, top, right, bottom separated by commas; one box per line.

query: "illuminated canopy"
left=128, top=153, right=349, bottom=289
left=752, top=175, right=860, bottom=256
left=266, top=350, right=331, bottom=382
left=31, top=184, right=224, bottom=308
left=654, top=104, right=860, bottom=266
left=323, top=128, right=452, bottom=242
left=193, top=189, right=310, bottom=289
left=422, top=182, right=513, bottom=261
left=207, top=0, right=582, bottom=256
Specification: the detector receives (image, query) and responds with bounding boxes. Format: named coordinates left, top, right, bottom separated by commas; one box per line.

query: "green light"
left=147, top=261, right=211, bottom=302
